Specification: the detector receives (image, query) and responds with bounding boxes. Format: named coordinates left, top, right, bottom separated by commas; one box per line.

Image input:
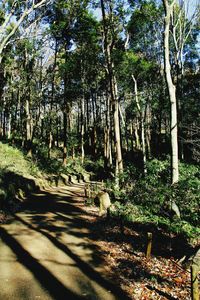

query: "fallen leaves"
left=75, top=197, right=199, bottom=300
left=88, top=220, right=193, bottom=300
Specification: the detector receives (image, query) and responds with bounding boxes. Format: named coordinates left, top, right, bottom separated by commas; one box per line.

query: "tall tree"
left=163, top=0, right=179, bottom=184
left=100, top=0, right=125, bottom=180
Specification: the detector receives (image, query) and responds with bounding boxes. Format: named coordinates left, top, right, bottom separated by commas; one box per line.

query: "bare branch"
left=0, top=0, right=51, bottom=62
left=0, top=1, right=17, bottom=36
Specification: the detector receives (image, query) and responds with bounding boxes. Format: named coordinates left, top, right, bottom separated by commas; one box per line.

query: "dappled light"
left=0, top=185, right=130, bottom=299
left=0, top=0, right=199, bottom=299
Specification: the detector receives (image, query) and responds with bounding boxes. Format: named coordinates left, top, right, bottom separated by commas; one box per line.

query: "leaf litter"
left=79, top=203, right=199, bottom=300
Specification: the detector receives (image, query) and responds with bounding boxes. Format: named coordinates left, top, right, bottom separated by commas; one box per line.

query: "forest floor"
left=80, top=195, right=198, bottom=300
left=0, top=183, right=198, bottom=300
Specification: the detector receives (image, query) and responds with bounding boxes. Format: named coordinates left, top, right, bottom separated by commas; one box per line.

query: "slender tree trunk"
left=25, top=98, right=32, bottom=157
left=41, top=118, right=44, bottom=141
left=3, top=109, right=6, bottom=139
left=130, top=123, right=134, bottom=152
left=104, top=92, right=112, bottom=170
left=48, top=40, right=57, bottom=159
left=124, top=120, right=129, bottom=153
left=146, top=102, right=151, bottom=159
left=86, top=95, right=89, bottom=134
left=163, top=0, right=179, bottom=184
left=135, top=120, right=141, bottom=150
left=7, top=113, right=11, bottom=139
left=91, top=91, right=97, bottom=156
left=141, top=112, right=147, bottom=175
left=113, top=80, right=123, bottom=176
left=63, top=109, right=67, bottom=166
left=100, top=0, right=123, bottom=180
left=56, top=115, right=59, bottom=148
left=132, top=74, right=147, bottom=175
left=146, top=128, right=151, bottom=159
left=81, top=95, right=85, bottom=164
left=63, top=49, right=68, bottom=166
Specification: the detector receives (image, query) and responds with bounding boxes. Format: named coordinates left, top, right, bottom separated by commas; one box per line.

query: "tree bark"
left=81, top=95, right=85, bottom=164
left=163, top=0, right=179, bottom=184
left=132, top=74, right=147, bottom=175
left=63, top=109, right=67, bottom=166
left=25, top=98, right=33, bottom=157
left=104, top=92, right=112, bottom=169
left=48, top=40, right=57, bottom=159
left=100, top=0, right=123, bottom=180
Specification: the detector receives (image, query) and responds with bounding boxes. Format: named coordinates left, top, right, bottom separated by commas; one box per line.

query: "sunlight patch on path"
left=0, top=185, right=119, bottom=300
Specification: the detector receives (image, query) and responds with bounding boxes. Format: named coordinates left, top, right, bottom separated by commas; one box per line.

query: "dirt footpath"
left=0, top=184, right=130, bottom=300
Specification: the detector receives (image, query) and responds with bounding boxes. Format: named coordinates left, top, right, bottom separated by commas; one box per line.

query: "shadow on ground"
left=90, top=217, right=196, bottom=260
left=86, top=216, right=196, bottom=300
left=0, top=185, right=131, bottom=300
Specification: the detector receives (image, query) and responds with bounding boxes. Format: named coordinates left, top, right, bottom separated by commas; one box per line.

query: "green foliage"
left=0, top=8, right=5, bottom=25
left=128, top=0, right=163, bottom=57
left=33, top=142, right=64, bottom=174
left=65, top=157, right=89, bottom=178
left=31, top=140, right=90, bottom=182
left=84, top=158, right=105, bottom=180
left=110, top=159, right=200, bottom=240
left=113, top=201, right=143, bottom=221
left=0, top=142, right=44, bottom=210
left=0, top=0, right=199, bottom=246
left=119, top=51, right=158, bottom=92
left=0, top=142, right=40, bottom=177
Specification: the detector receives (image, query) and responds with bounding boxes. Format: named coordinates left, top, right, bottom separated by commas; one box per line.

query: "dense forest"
left=0, top=1, right=200, bottom=298
left=0, top=0, right=200, bottom=235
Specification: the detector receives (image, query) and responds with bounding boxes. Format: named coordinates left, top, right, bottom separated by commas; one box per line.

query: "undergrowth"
left=0, top=141, right=91, bottom=211
left=0, top=141, right=199, bottom=241
left=108, top=159, right=200, bottom=241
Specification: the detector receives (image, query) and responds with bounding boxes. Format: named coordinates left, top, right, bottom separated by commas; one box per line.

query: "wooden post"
left=85, top=184, right=87, bottom=197
left=85, top=183, right=90, bottom=198
left=146, top=232, right=152, bottom=259
left=191, top=264, right=199, bottom=300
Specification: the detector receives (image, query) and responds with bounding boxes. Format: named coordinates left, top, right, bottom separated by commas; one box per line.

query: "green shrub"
left=113, top=158, right=200, bottom=239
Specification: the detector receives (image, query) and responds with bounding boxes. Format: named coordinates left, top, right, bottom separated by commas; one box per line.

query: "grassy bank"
left=0, top=142, right=47, bottom=212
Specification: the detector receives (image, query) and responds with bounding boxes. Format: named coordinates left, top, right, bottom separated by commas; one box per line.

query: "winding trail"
left=0, top=184, right=129, bottom=300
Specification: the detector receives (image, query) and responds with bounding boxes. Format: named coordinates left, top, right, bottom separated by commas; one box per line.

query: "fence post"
left=191, top=264, right=199, bottom=300
left=85, top=183, right=91, bottom=198
left=146, top=232, right=152, bottom=259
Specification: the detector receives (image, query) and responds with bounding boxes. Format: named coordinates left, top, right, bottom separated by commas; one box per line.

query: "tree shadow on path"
left=2, top=186, right=131, bottom=300
left=0, top=227, right=83, bottom=300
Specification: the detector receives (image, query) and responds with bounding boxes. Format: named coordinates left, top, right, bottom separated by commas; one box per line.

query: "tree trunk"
left=132, top=74, right=147, bottom=175
left=63, top=49, right=68, bottom=166
left=3, top=109, right=6, bottom=139
left=100, top=0, right=123, bottom=180
left=48, top=40, right=57, bottom=159
left=81, top=95, right=85, bottom=164
left=146, top=102, right=151, bottom=159
left=163, top=0, right=179, bottom=184
left=7, top=113, right=11, bottom=140
left=134, top=120, right=141, bottom=150
left=141, top=113, right=147, bottom=175
left=113, top=79, right=123, bottom=177
left=25, top=99, right=32, bottom=157
left=63, top=110, right=67, bottom=166
left=104, top=92, right=112, bottom=170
